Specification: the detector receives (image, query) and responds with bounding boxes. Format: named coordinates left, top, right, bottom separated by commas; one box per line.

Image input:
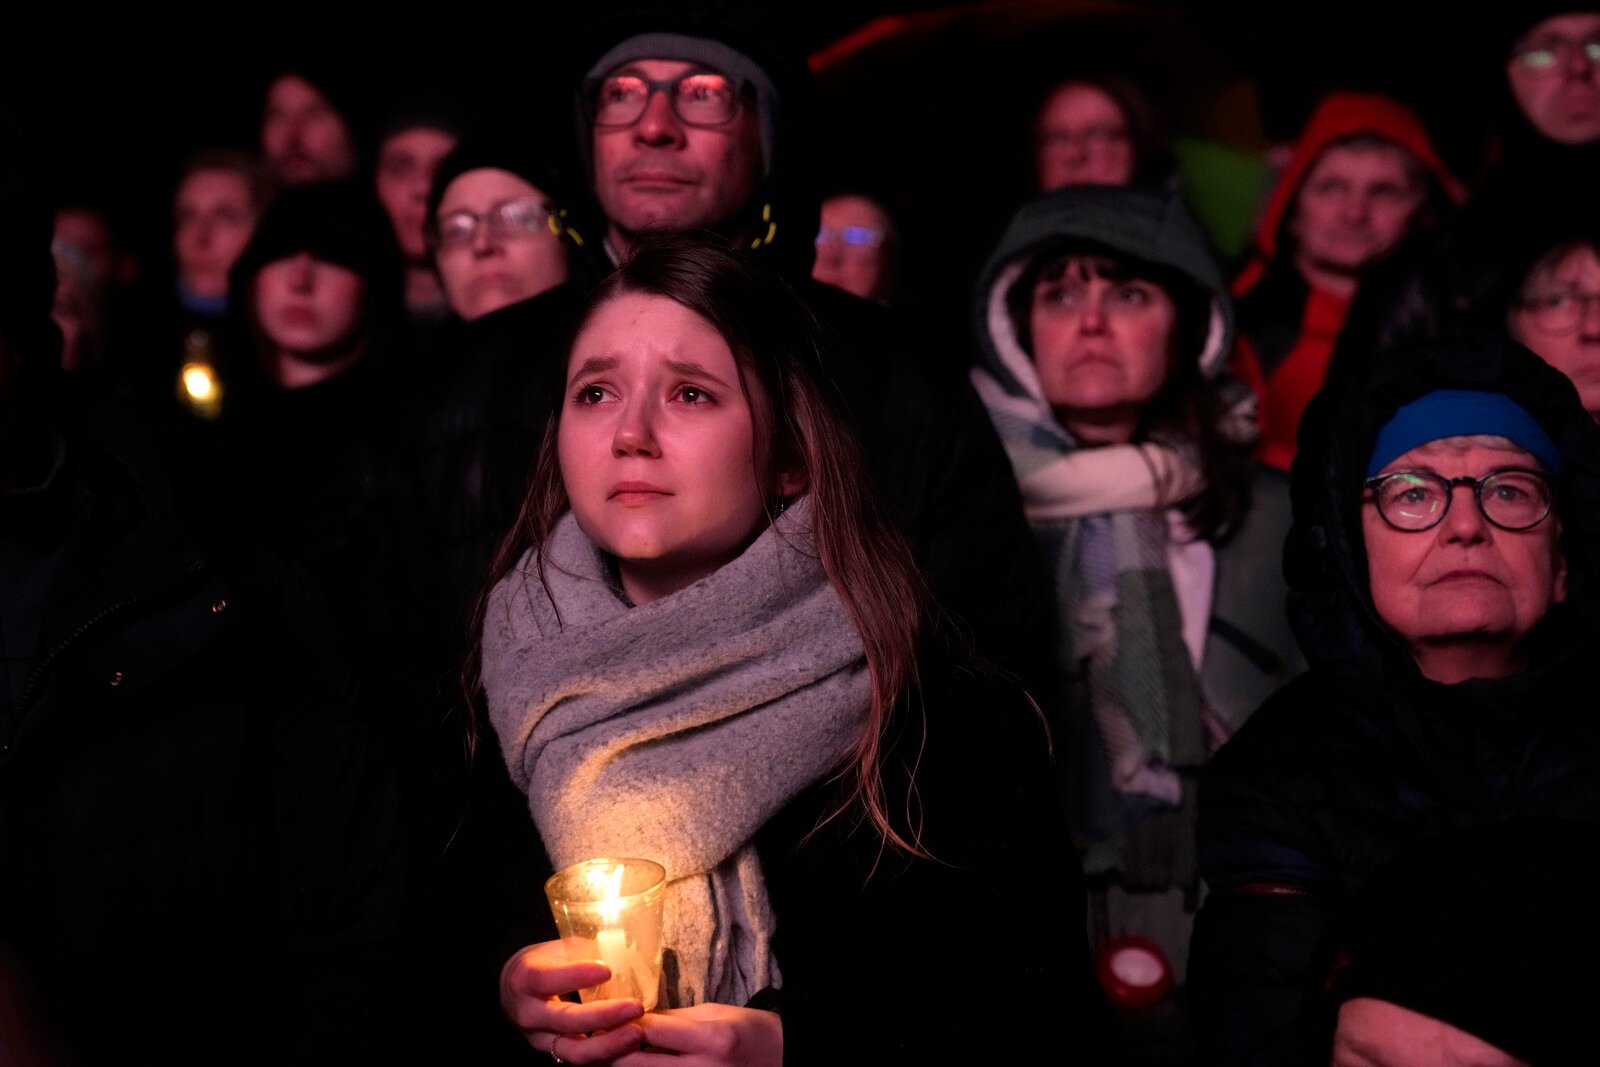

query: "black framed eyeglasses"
left=427, top=197, right=553, bottom=250
left=588, top=71, right=743, bottom=128
left=1363, top=468, right=1554, bottom=533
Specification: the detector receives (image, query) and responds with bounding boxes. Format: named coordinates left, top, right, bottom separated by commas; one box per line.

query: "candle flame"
left=586, top=863, right=626, bottom=924
left=182, top=363, right=217, bottom=401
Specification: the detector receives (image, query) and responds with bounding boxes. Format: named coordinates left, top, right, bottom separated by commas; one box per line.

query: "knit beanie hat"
left=425, top=136, right=565, bottom=229
left=581, top=32, right=779, bottom=173
left=230, top=180, right=400, bottom=294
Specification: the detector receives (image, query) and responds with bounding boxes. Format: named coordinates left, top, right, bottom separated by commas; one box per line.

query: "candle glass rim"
left=545, top=856, right=667, bottom=906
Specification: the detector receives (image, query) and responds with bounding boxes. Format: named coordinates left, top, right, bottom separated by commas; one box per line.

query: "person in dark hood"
left=1234, top=92, right=1466, bottom=473
left=1191, top=335, right=1600, bottom=1064
left=226, top=180, right=403, bottom=395
left=381, top=136, right=588, bottom=1066
left=0, top=113, right=399, bottom=1064
left=413, top=134, right=581, bottom=629
left=561, top=5, right=1055, bottom=690
left=972, top=185, right=1301, bottom=1045
left=200, top=180, right=435, bottom=731
left=1474, top=8, right=1600, bottom=219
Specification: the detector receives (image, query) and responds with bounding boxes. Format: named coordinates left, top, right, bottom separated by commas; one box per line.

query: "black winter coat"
left=1190, top=337, right=1600, bottom=1065
left=0, top=388, right=400, bottom=1064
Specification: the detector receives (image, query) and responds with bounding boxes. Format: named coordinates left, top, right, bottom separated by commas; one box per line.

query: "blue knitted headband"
left=1367, top=389, right=1563, bottom=477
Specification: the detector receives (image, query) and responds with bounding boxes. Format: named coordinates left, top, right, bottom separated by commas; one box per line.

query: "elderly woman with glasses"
left=1191, top=335, right=1600, bottom=1065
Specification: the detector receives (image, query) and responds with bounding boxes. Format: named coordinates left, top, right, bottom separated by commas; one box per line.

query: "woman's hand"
left=613, top=1004, right=782, bottom=1067
left=500, top=941, right=645, bottom=1063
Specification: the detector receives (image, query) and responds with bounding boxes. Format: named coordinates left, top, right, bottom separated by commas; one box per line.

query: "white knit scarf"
left=480, top=499, right=870, bottom=1008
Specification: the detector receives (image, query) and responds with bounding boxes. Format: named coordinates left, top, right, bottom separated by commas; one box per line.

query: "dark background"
left=3, top=1, right=1512, bottom=272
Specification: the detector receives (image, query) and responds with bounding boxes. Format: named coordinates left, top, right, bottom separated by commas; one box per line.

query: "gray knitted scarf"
left=480, top=499, right=870, bottom=1009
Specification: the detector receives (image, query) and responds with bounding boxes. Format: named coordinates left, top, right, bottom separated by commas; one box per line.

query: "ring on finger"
left=548, top=1032, right=566, bottom=1063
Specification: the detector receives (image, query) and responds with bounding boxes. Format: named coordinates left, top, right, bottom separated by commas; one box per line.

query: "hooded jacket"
left=1191, top=336, right=1600, bottom=1065
left=1235, top=93, right=1466, bottom=473
left=971, top=186, right=1302, bottom=895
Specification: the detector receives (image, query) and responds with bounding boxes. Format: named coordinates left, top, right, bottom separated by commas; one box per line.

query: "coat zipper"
left=17, top=558, right=207, bottom=713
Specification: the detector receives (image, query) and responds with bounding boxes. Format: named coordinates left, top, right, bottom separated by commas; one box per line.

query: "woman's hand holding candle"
left=614, top=1004, right=782, bottom=1067
left=500, top=941, right=645, bottom=1062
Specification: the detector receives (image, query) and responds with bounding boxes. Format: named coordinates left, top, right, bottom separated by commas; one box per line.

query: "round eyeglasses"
left=428, top=197, right=553, bottom=250
left=589, top=72, right=742, bottom=128
left=1364, top=468, right=1554, bottom=533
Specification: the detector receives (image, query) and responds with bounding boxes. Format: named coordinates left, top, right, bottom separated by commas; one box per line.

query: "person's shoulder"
left=908, top=656, right=1051, bottom=774
left=1206, top=670, right=1359, bottom=786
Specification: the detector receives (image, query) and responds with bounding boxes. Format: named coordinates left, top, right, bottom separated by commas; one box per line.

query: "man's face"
left=1288, top=142, right=1426, bottom=278
left=1508, top=12, right=1600, bottom=145
left=591, top=58, right=763, bottom=247
left=261, top=74, right=358, bottom=186
left=375, top=127, right=458, bottom=262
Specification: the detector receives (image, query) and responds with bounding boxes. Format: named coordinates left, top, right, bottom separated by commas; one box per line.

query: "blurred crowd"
left=8, top=3, right=1600, bottom=1065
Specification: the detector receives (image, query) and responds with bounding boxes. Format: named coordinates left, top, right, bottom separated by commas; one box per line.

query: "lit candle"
left=546, top=858, right=667, bottom=1011
left=589, top=864, right=631, bottom=997
left=596, top=927, right=630, bottom=991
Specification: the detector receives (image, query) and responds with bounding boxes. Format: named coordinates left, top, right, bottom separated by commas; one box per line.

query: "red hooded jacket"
left=1234, top=92, right=1466, bottom=471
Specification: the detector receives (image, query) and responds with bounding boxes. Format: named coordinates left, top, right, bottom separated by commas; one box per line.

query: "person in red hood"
left=1234, top=93, right=1466, bottom=472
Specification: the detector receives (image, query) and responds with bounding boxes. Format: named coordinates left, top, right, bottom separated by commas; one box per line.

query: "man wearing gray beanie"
left=555, top=8, right=1058, bottom=706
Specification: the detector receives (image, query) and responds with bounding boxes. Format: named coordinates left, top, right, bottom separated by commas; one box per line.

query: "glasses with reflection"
left=1364, top=468, right=1554, bottom=533
left=428, top=197, right=553, bottom=250
left=589, top=72, right=742, bottom=128
left=1512, top=35, right=1600, bottom=71
left=1518, top=285, right=1600, bottom=333
left=815, top=225, right=887, bottom=249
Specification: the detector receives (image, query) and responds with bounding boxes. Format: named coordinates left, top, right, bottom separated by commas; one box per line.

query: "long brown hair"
left=474, top=231, right=934, bottom=856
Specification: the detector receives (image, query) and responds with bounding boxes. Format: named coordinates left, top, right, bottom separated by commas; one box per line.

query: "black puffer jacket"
left=1190, top=336, right=1600, bottom=1065
left=0, top=385, right=400, bottom=1064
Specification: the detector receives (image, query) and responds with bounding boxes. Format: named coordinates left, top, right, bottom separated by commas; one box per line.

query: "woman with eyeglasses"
left=1503, top=216, right=1600, bottom=424
left=427, top=138, right=572, bottom=324
left=481, top=233, right=1098, bottom=1065
left=1190, top=335, right=1600, bottom=1065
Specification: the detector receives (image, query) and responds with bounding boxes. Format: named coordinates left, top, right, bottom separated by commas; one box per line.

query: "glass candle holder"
left=545, top=857, right=667, bottom=1010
